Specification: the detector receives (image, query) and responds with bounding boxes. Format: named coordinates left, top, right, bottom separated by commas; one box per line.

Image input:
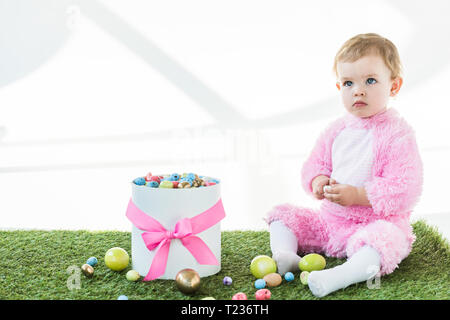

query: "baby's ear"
left=390, top=77, right=403, bottom=96
left=336, top=82, right=341, bottom=90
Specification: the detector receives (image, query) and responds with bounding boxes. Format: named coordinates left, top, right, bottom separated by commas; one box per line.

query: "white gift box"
left=130, top=178, right=222, bottom=279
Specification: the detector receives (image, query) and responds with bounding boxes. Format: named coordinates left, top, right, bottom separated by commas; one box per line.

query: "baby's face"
left=336, top=55, right=401, bottom=118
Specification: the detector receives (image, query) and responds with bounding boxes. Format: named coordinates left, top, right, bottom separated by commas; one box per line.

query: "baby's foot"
left=307, top=266, right=348, bottom=298
left=272, top=251, right=302, bottom=275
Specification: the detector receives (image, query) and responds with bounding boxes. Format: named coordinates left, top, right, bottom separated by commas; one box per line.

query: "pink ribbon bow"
left=126, top=198, right=226, bottom=281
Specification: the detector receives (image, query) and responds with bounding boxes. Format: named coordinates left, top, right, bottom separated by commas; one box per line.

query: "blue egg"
left=118, top=295, right=128, bottom=300
left=186, top=173, right=196, bottom=180
left=254, top=279, right=266, bottom=289
left=86, top=257, right=98, bottom=267
left=170, top=173, right=180, bottom=181
left=210, top=179, right=220, bottom=184
left=284, top=272, right=294, bottom=282
left=133, top=177, right=146, bottom=186
left=146, top=181, right=159, bottom=188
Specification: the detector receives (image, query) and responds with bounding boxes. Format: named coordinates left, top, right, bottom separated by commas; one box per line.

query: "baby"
left=266, top=33, right=423, bottom=297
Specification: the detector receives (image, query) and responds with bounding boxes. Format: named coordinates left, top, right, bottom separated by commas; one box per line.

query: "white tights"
left=269, top=220, right=381, bottom=297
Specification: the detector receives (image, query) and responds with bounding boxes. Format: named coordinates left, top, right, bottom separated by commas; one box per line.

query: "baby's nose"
left=353, top=87, right=366, bottom=96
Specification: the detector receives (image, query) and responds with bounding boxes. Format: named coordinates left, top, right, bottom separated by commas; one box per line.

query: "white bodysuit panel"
left=330, top=128, right=374, bottom=187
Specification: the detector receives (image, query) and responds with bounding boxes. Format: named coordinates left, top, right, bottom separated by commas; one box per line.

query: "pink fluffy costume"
left=266, top=108, right=423, bottom=276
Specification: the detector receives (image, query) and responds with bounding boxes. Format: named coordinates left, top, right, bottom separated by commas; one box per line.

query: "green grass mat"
left=0, top=220, right=449, bottom=300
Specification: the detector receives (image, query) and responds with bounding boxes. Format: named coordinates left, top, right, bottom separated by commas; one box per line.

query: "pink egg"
left=232, top=292, right=248, bottom=300
left=255, top=289, right=271, bottom=300
left=172, top=181, right=179, bottom=188
left=148, top=176, right=161, bottom=183
left=145, top=172, right=152, bottom=181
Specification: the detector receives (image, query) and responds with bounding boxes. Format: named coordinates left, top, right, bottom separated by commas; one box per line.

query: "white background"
left=1, top=0, right=449, bottom=239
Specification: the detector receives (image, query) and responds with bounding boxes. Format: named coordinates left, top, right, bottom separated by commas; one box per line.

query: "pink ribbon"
left=126, top=198, right=225, bottom=281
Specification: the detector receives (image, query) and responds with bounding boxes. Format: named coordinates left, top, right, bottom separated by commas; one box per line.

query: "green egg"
left=298, top=253, right=326, bottom=272
left=250, top=255, right=277, bottom=279
left=159, top=180, right=173, bottom=188
left=300, top=271, right=309, bottom=285
left=126, top=270, right=140, bottom=281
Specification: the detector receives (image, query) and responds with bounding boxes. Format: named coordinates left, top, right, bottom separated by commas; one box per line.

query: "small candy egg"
left=300, top=271, right=310, bottom=285
left=263, top=273, right=282, bottom=287
left=117, top=295, right=128, bottom=300
left=126, top=270, right=140, bottom=282
left=209, top=179, right=220, bottom=184
left=159, top=180, right=173, bottom=188
left=232, top=292, right=248, bottom=300
left=133, top=177, right=146, bottom=186
left=175, top=269, right=201, bottom=294
left=148, top=175, right=161, bottom=183
left=298, top=253, right=326, bottom=272
left=254, top=279, right=266, bottom=289
left=170, top=173, right=180, bottom=181
left=172, top=181, right=179, bottom=188
left=250, top=255, right=277, bottom=279
left=255, top=289, right=271, bottom=300
left=186, top=173, right=196, bottom=180
left=145, top=172, right=152, bottom=181
left=223, top=276, right=232, bottom=286
left=105, top=247, right=129, bottom=271
left=146, top=181, right=159, bottom=188
left=86, top=257, right=98, bottom=267
left=284, top=272, right=294, bottom=282
left=178, top=181, right=192, bottom=188
left=81, top=264, right=94, bottom=277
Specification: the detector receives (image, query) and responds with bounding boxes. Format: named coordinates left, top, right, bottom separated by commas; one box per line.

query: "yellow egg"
left=126, top=270, right=140, bottom=281
left=105, top=247, right=129, bottom=271
left=298, top=253, right=326, bottom=272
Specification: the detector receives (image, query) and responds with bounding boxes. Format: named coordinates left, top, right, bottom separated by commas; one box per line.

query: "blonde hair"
left=333, top=33, right=402, bottom=79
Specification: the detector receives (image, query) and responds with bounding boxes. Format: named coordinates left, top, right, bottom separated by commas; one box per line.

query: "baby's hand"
left=311, top=175, right=330, bottom=200
left=323, top=179, right=359, bottom=206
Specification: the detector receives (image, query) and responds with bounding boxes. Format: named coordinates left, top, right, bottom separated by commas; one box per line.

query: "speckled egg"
left=284, top=272, right=294, bottom=282
left=126, top=270, right=140, bottom=281
left=254, top=279, right=266, bottom=289
left=300, top=271, right=310, bottom=285
left=232, top=292, right=248, bottom=300
left=263, top=273, right=282, bottom=287
left=86, top=257, right=98, bottom=267
left=223, top=276, right=232, bottom=286
left=133, top=177, right=146, bottom=186
left=255, top=289, right=271, bottom=300
left=159, top=180, right=173, bottom=188
left=298, top=253, right=326, bottom=272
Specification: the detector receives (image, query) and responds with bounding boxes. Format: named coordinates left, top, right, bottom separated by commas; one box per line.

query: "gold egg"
left=81, top=264, right=94, bottom=277
left=175, top=269, right=201, bottom=294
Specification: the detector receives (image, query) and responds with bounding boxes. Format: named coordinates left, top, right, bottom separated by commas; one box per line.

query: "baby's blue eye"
left=366, top=78, right=377, bottom=85
left=343, top=81, right=353, bottom=87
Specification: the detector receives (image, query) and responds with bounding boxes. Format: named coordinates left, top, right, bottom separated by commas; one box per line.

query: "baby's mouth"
left=353, top=101, right=367, bottom=108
